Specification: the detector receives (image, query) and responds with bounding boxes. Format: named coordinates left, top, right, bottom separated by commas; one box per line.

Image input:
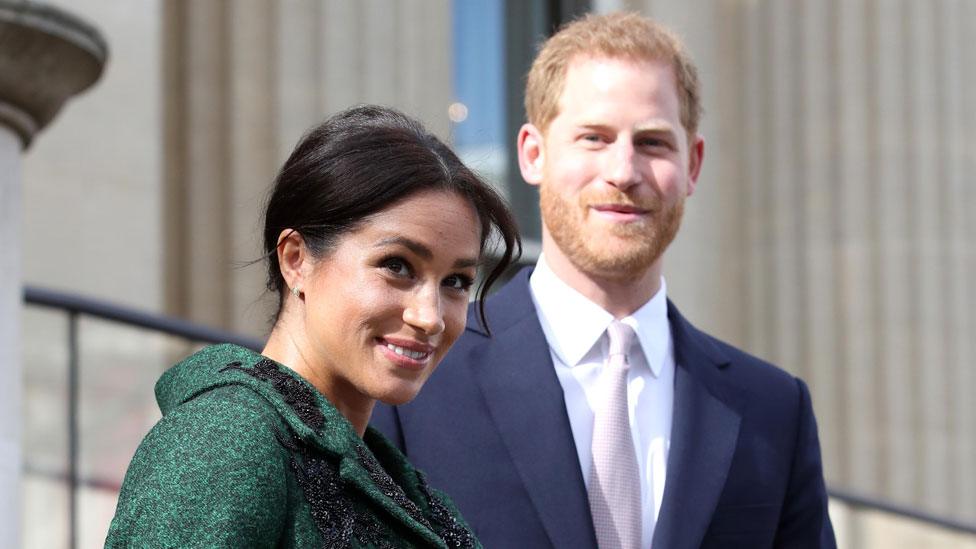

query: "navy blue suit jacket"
left=372, top=269, right=835, bottom=548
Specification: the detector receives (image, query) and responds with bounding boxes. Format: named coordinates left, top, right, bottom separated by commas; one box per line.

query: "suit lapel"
left=652, top=303, right=741, bottom=549
left=471, top=270, right=598, bottom=549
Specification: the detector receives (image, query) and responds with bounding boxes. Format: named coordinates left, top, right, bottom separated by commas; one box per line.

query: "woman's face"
left=301, top=189, right=481, bottom=414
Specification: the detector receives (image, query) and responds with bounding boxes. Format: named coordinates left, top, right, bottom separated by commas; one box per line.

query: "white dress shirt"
left=529, top=255, right=675, bottom=548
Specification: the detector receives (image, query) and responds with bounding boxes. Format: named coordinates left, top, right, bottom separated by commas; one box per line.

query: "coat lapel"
left=652, top=303, right=741, bottom=549
left=470, top=270, right=598, bottom=548
left=222, top=353, right=451, bottom=547
left=338, top=443, right=448, bottom=548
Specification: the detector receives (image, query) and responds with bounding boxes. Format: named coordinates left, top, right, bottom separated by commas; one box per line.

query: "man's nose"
left=603, top=141, right=640, bottom=191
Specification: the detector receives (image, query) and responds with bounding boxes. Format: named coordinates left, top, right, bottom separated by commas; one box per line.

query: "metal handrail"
left=25, top=285, right=263, bottom=350
left=23, top=285, right=261, bottom=549
left=830, top=487, right=976, bottom=536
left=21, top=285, right=976, bottom=542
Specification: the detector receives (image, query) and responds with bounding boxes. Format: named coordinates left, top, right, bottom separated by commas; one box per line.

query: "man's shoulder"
left=668, top=302, right=805, bottom=405
left=695, top=326, right=785, bottom=377
left=462, top=267, right=538, bottom=338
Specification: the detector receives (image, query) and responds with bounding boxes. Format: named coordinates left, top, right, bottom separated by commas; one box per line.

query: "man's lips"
left=592, top=204, right=650, bottom=214
left=590, top=204, right=651, bottom=221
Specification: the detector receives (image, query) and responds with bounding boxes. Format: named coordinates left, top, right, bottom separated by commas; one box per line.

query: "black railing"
left=24, top=285, right=260, bottom=549
left=830, top=487, right=976, bottom=537
left=25, top=286, right=263, bottom=350
left=21, top=285, right=976, bottom=548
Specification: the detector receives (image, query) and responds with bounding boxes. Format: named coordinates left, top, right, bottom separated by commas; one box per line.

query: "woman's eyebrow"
left=375, top=236, right=432, bottom=258
left=375, top=236, right=478, bottom=268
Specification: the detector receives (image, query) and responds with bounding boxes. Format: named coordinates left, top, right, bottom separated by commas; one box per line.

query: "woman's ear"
left=277, top=229, right=308, bottom=297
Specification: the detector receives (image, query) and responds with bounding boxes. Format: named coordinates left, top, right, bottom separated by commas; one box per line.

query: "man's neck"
left=541, top=243, right=663, bottom=319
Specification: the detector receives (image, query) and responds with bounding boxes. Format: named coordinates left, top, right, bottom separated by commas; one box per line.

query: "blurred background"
left=3, top=0, right=975, bottom=547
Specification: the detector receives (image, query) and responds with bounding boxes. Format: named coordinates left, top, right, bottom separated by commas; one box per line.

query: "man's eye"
left=637, top=137, right=672, bottom=149
left=382, top=257, right=411, bottom=277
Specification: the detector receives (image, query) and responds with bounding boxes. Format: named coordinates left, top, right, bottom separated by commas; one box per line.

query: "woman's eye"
left=382, top=257, right=411, bottom=277
left=443, top=274, right=474, bottom=292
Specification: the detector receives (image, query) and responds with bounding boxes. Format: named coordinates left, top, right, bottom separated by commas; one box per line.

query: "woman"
left=105, top=105, right=520, bottom=548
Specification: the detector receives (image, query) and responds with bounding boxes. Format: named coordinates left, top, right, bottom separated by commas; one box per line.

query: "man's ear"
left=277, top=229, right=308, bottom=293
left=517, top=123, right=545, bottom=186
left=686, top=134, right=705, bottom=197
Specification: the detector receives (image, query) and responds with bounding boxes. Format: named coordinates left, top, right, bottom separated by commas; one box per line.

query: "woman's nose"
left=403, top=289, right=445, bottom=335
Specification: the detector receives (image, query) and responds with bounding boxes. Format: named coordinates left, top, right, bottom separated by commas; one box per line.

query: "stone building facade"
left=13, top=0, right=976, bottom=547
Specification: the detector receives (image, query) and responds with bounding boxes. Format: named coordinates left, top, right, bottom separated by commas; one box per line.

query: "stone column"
left=0, top=2, right=105, bottom=547
left=0, top=120, right=23, bottom=549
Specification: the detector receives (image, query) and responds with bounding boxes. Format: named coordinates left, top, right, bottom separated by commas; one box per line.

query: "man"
left=372, top=12, right=835, bottom=549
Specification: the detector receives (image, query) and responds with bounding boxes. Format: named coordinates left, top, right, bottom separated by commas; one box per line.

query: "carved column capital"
left=0, top=1, right=107, bottom=148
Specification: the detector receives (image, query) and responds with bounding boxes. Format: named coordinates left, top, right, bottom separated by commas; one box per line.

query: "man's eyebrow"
left=574, top=122, right=677, bottom=136
left=633, top=122, right=677, bottom=135
left=575, top=122, right=614, bottom=132
left=375, top=236, right=479, bottom=269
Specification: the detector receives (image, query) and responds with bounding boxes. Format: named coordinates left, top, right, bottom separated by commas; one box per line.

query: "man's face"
left=520, top=56, right=703, bottom=281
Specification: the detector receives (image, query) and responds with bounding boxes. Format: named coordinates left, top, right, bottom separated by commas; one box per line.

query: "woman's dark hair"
left=264, top=104, right=521, bottom=332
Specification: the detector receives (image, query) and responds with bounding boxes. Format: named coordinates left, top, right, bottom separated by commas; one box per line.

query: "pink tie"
left=588, top=321, right=642, bottom=549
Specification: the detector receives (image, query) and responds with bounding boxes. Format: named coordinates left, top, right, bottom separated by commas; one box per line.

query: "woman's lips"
left=377, top=337, right=434, bottom=370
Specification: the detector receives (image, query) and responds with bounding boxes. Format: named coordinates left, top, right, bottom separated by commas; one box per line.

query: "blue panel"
left=452, top=0, right=505, bottom=149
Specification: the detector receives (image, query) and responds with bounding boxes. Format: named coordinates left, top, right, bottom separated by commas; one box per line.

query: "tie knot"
left=606, top=320, right=636, bottom=360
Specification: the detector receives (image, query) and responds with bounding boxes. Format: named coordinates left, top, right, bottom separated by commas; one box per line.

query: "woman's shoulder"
left=150, top=382, right=290, bottom=455
left=106, top=383, right=295, bottom=547
left=129, top=363, right=301, bottom=482
left=158, top=344, right=338, bottom=443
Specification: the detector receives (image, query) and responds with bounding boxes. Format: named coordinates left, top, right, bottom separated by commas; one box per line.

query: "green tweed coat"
left=105, top=344, right=479, bottom=549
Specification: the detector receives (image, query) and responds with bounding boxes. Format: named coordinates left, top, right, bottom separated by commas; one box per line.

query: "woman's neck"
left=262, top=322, right=372, bottom=437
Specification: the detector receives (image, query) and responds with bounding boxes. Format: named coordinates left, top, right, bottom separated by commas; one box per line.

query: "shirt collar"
left=528, top=254, right=670, bottom=378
